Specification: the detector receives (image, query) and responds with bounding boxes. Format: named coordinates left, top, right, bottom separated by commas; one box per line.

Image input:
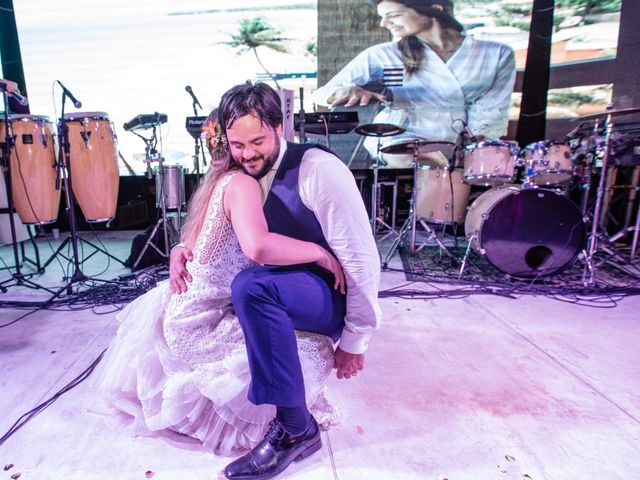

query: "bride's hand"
left=316, top=249, right=346, bottom=294
left=169, top=245, right=193, bottom=294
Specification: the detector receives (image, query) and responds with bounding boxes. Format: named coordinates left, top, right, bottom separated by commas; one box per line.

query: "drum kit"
left=357, top=106, right=640, bottom=283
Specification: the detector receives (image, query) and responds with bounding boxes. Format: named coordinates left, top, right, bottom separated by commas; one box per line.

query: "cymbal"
left=381, top=139, right=456, bottom=157
left=355, top=123, right=405, bottom=137
left=575, top=106, right=640, bottom=121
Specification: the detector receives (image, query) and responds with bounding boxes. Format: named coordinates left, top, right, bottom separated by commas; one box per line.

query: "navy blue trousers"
left=231, top=265, right=346, bottom=408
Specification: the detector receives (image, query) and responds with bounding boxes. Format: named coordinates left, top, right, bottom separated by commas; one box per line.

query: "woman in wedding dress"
left=92, top=111, right=344, bottom=456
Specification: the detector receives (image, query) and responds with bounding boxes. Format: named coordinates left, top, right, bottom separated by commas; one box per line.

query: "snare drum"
left=155, top=165, right=185, bottom=210
left=463, top=140, right=519, bottom=186
left=415, top=167, right=470, bottom=224
left=521, top=141, right=573, bottom=185
left=464, top=185, right=585, bottom=279
left=64, top=112, right=119, bottom=223
left=0, top=115, right=60, bottom=224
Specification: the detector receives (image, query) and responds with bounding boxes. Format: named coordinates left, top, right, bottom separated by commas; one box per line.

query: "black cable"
left=13, top=140, right=68, bottom=275
left=0, top=348, right=107, bottom=448
left=0, top=305, right=45, bottom=329
left=0, top=265, right=167, bottom=311
left=384, top=243, right=640, bottom=307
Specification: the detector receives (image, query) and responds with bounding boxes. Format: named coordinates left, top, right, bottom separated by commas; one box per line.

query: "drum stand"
left=0, top=84, right=53, bottom=293
left=354, top=123, right=404, bottom=242
left=382, top=141, right=454, bottom=269
left=371, top=138, right=398, bottom=241
left=608, top=203, right=640, bottom=260
left=582, top=113, right=616, bottom=285
left=44, top=90, right=127, bottom=299
left=129, top=126, right=179, bottom=269
left=604, top=164, right=640, bottom=260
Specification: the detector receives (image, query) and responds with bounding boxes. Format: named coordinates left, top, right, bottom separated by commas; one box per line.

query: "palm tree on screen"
left=223, top=17, right=288, bottom=89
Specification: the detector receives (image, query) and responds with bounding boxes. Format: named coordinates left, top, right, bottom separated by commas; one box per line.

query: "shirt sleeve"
left=300, top=148, right=382, bottom=354
left=311, top=46, right=383, bottom=107
left=466, top=44, right=516, bottom=140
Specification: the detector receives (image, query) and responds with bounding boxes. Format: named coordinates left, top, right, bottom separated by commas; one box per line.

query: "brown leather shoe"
left=224, top=417, right=321, bottom=479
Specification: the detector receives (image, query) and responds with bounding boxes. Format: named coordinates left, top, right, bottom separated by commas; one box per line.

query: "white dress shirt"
left=260, top=138, right=381, bottom=354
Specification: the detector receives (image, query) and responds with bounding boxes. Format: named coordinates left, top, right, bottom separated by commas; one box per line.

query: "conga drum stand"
left=45, top=87, right=125, bottom=300
left=0, top=84, right=52, bottom=293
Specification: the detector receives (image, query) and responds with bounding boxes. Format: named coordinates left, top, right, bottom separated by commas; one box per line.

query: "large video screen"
left=9, top=0, right=621, bottom=171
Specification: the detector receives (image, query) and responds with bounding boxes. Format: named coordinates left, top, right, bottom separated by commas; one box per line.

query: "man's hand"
left=315, top=248, right=346, bottom=294
left=326, top=86, right=387, bottom=108
left=333, top=347, right=365, bottom=379
left=169, top=245, right=193, bottom=294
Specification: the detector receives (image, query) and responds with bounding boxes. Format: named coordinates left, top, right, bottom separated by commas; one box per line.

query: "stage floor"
left=1, top=231, right=639, bottom=480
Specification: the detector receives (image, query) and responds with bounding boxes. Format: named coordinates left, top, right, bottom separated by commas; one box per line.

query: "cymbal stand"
left=129, top=125, right=177, bottom=269
left=583, top=113, right=613, bottom=285
left=382, top=141, right=453, bottom=268
left=0, top=83, right=53, bottom=293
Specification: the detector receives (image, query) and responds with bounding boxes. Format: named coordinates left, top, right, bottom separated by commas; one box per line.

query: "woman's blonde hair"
left=180, top=109, right=239, bottom=249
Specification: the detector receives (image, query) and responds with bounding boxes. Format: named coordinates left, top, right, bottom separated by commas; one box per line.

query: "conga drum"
left=63, top=112, right=119, bottom=223
left=0, top=114, right=60, bottom=224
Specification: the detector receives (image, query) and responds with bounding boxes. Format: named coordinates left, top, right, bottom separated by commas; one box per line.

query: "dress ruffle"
left=92, top=281, right=340, bottom=456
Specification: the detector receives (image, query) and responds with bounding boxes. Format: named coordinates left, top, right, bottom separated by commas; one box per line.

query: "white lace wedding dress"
left=92, top=172, right=339, bottom=455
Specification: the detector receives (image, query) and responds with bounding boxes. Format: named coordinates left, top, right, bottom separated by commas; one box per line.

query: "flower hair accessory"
left=201, top=118, right=227, bottom=157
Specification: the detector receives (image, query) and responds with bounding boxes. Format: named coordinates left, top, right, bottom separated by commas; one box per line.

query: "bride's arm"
left=225, top=173, right=345, bottom=291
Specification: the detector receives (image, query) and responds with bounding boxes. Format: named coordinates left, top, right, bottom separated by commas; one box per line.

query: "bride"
left=92, top=110, right=344, bottom=455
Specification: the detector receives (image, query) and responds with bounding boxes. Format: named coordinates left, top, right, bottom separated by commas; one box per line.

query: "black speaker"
left=125, top=225, right=167, bottom=271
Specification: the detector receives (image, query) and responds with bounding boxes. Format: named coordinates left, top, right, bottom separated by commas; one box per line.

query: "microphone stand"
left=48, top=89, right=87, bottom=297
left=0, top=83, right=52, bottom=293
left=186, top=86, right=206, bottom=180
left=298, top=87, right=306, bottom=144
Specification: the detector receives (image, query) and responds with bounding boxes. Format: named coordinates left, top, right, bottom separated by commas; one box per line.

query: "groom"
left=169, top=81, right=380, bottom=479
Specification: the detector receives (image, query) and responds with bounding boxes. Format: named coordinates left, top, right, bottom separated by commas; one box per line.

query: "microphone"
left=56, top=80, right=82, bottom=108
left=185, top=85, right=202, bottom=110
left=9, top=90, right=29, bottom=106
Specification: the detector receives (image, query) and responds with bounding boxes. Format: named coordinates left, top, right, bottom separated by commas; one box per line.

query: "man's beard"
left=235, top=140, right=280, bottom=180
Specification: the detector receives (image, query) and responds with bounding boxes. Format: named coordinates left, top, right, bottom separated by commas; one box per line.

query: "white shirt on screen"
left=312, top=34, right=516, bottom=157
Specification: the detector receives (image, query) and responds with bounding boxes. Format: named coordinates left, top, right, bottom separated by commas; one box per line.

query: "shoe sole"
left=225, top=438, right=322, bottom=480
left=294, top=437, right=322, bottom=462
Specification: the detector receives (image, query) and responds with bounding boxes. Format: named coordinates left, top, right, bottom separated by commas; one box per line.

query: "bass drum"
left=464, top=185, right=586, bottom=279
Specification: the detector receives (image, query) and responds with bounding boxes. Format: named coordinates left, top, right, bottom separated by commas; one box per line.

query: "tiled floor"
left=1, top=231, right=639, bottom=480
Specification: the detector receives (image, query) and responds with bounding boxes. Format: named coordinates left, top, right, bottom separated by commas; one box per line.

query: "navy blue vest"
left=263, top=142, right=335, bottom=254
